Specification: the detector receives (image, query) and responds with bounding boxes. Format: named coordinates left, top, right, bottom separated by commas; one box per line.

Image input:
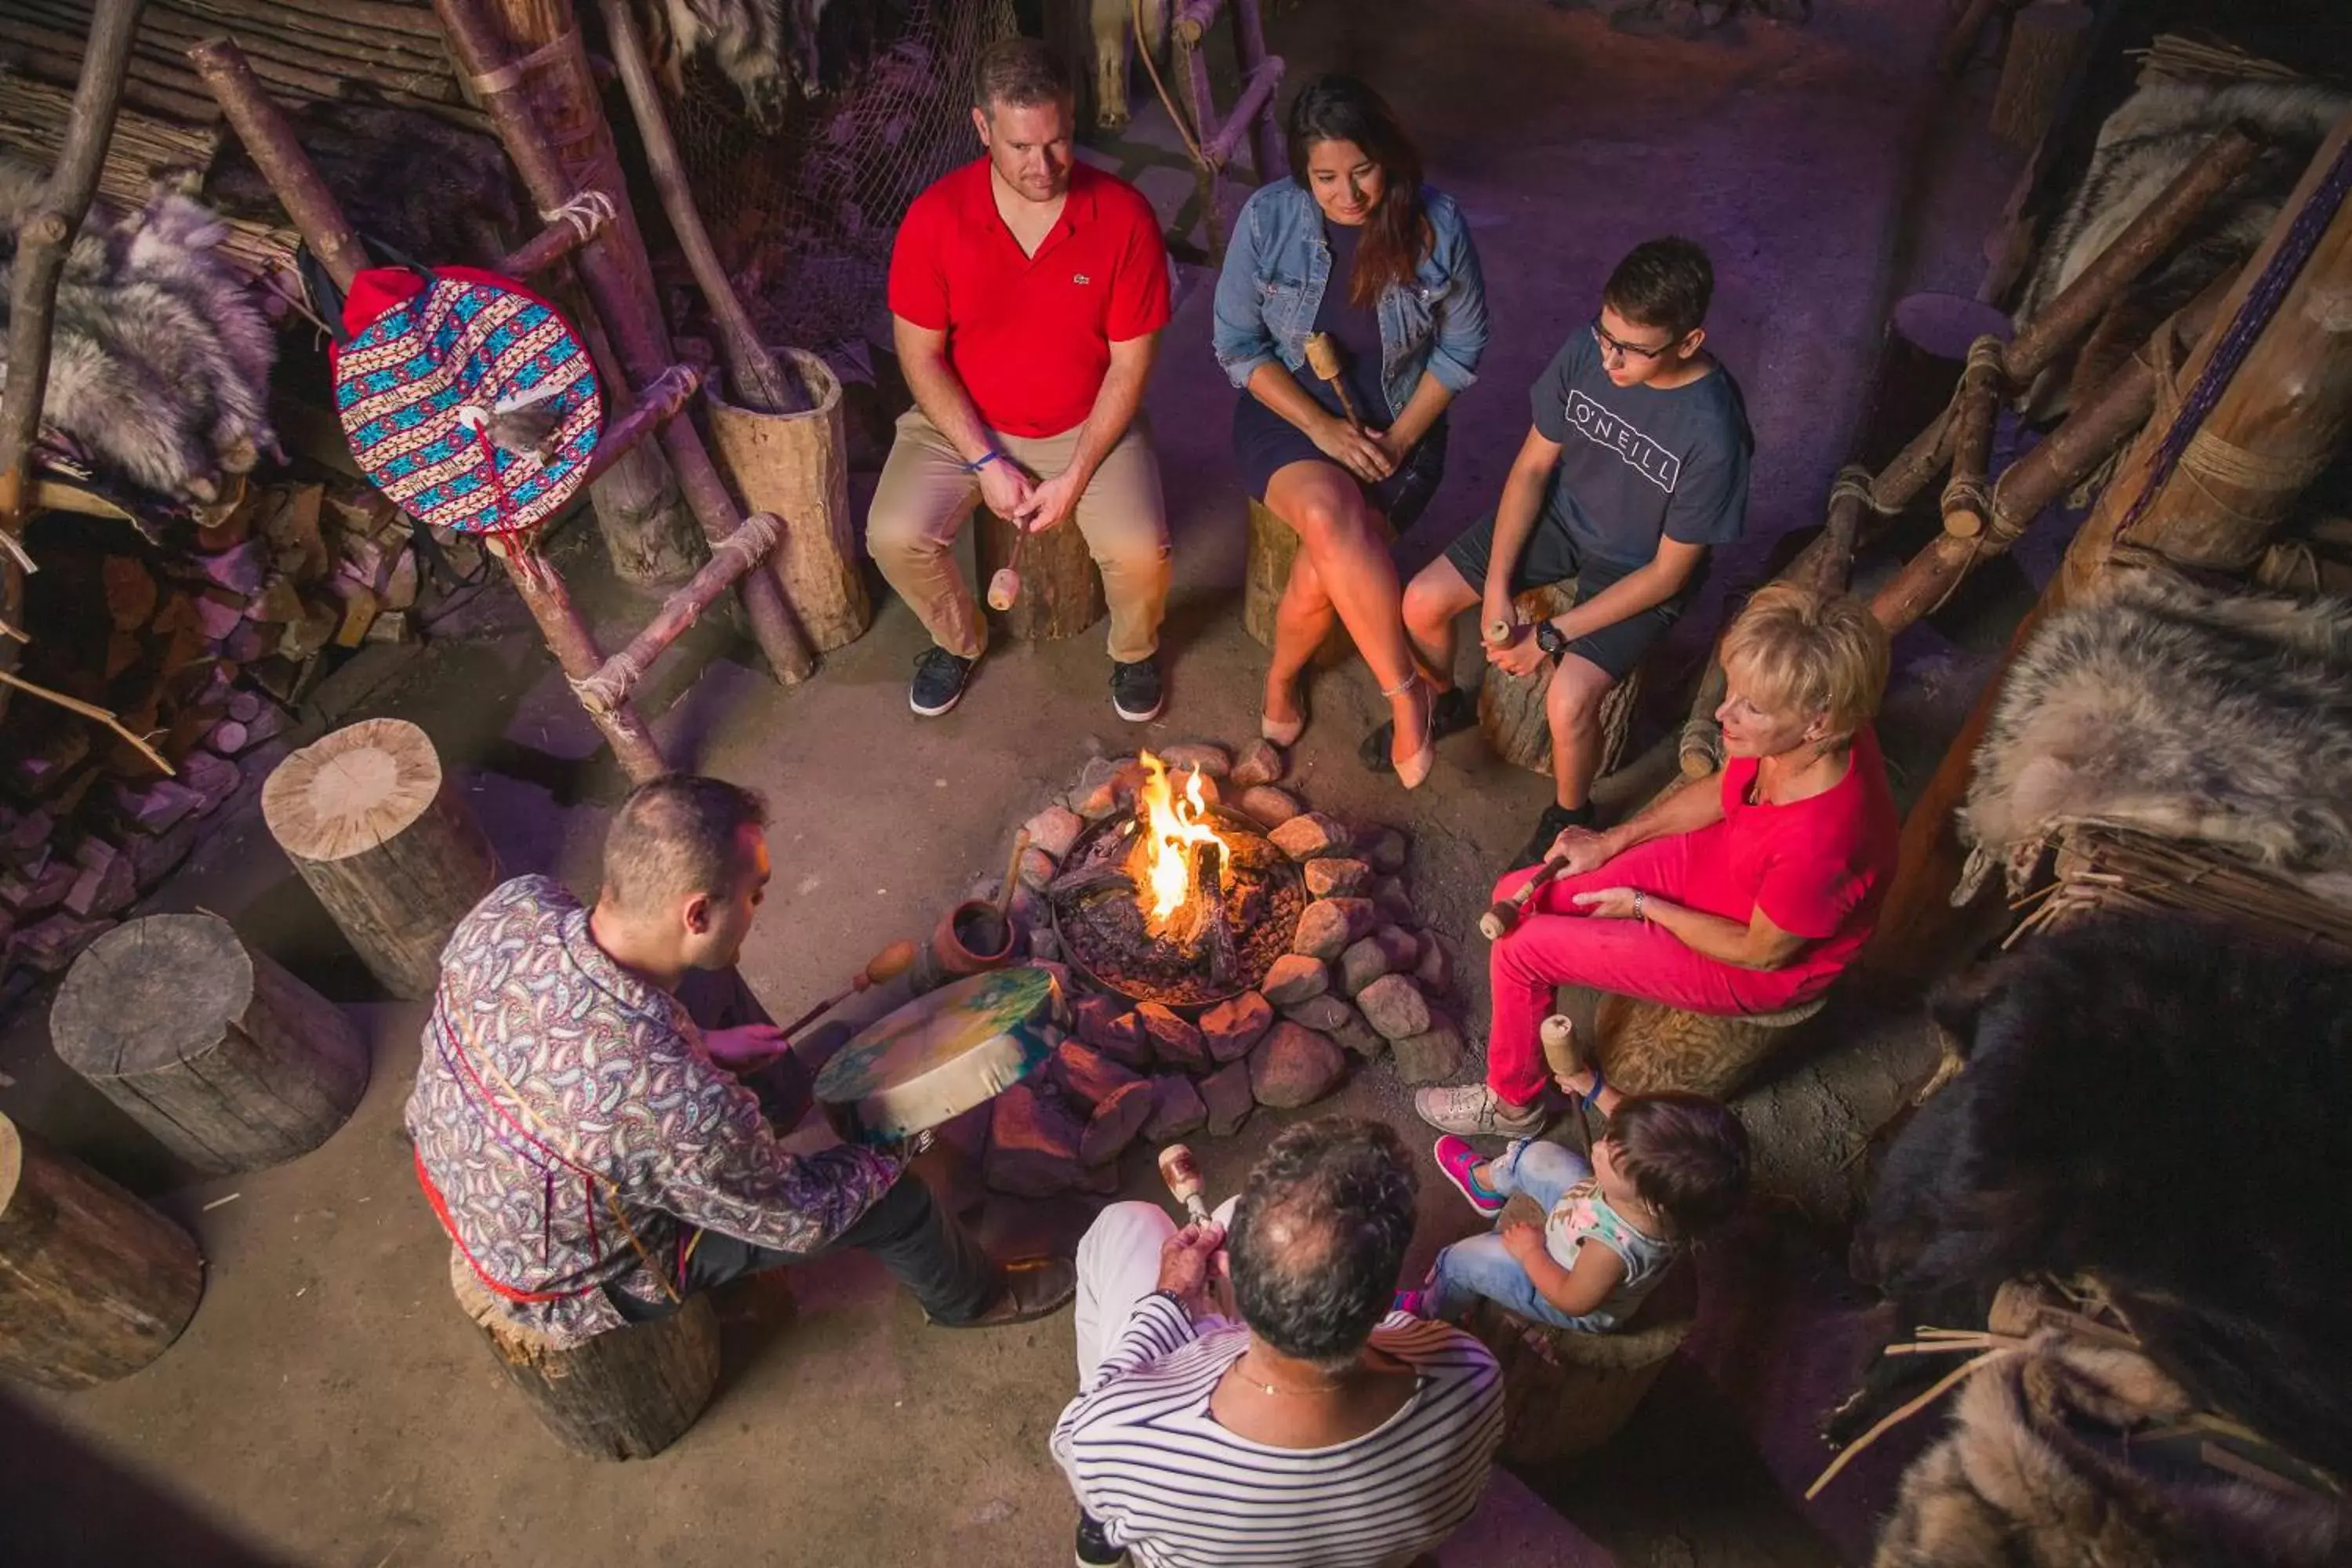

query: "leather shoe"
left=931, top=1254, right=1078, bottom=1328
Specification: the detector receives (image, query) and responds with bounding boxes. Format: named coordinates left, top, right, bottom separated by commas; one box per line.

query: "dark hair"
left=1602, top=237, right=1715, bottom=343
left=973, top=37, right=1071, bottom=113
left=1609, top=1093, right=1750, bottom=1237
left=1226, top=1117, right=1417, bottom=1367
left=1283, top=74, right=1429, bottom=310
left=601, top=775, right=767, bottom=913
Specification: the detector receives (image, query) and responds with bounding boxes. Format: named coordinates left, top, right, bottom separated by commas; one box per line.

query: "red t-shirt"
left=1680, top=726, right=1900, bottom=994
left=887, top=158, right=1171, bottom=438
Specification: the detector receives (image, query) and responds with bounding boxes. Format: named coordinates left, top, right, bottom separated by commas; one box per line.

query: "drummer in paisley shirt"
left=405, top=774, right=1076, bottom=1348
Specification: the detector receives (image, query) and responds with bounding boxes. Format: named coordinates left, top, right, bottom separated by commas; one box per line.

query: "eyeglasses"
left=1590, top=317, right=1676, bottom=363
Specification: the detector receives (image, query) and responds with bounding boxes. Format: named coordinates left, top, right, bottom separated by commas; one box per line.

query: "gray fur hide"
left=0, top=158, right=278, bottom=505
left=1956, top=575, right=2352, bottom=907
left=2013, top=79, right=2349, bottom=417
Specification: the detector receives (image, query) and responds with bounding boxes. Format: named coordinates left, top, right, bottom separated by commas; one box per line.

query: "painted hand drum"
left=814, top=967, right=1061, bottom=1146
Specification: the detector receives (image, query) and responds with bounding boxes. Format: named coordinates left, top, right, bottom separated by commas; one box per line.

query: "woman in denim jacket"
left=1213, top=74, right=1488, bottom=786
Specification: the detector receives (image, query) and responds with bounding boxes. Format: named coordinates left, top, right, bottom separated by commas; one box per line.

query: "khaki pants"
left=866, top=407, right=1171, bottom=663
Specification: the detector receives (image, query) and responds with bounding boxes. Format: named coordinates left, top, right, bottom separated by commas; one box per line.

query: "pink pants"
left=1483, top=834, right=1820, bottom=1105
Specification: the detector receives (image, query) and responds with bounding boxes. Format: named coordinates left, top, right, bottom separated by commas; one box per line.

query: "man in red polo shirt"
left=872, top=38, right=1174, bottom=720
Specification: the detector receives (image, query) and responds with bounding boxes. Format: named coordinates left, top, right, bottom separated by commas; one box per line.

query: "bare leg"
left=1261, top=461, right=1428, bottom=767
left=1544, top=652, right=1617, bottom=811
left=1263, top=548, right=1334, bottom=732
left=1402, top=554, right=1479, bottom=693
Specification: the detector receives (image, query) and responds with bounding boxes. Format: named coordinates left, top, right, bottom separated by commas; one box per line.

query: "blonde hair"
left=1718, top=583, right=1889, bottom=744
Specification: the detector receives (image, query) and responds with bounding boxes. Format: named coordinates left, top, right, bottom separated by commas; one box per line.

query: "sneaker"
left=1110, top=658, right=1164, bottom=722
left=1511, top=801, right=1594, bottom=872
left=1432, top=1134, right=1507, bottom=1218
left=909, top=647, right=976, bottom=717
left=1359, top=687, right=1479, bottom=773
left=1076, top=1514, right=1128, bottom=1567
left=1392, top=1287, right=1431, bottom=1317
left=1414, top=1082, right=1548, bottom=1139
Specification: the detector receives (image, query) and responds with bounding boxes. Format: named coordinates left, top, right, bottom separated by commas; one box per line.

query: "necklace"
left=1234, top=1353, right=1348, bottom=1396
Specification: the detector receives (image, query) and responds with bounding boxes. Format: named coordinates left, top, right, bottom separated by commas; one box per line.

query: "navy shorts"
left=1441, top=512, right=1688, bottom=683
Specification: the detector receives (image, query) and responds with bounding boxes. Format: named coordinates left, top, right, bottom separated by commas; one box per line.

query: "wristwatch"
left=1534, top=619, right=1568, bottom=662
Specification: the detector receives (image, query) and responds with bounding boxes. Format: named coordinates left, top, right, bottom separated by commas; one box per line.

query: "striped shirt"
left=1051, top=1295, right=1505, bottom=1568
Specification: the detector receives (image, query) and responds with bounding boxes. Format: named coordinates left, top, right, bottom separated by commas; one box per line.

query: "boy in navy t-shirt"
left=1376, top=238, right=1753, bottom=868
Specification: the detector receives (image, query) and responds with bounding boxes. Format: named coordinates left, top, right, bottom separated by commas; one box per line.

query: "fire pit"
left=1049, top=753, right=1304, bottom=1010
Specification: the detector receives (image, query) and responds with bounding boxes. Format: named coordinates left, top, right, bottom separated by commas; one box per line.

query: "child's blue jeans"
left=1425, top=1140, right=1613, bottom=1331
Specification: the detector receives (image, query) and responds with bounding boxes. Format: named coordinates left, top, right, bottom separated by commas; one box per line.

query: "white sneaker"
left=1413, top=1082, right=1548, bottom=1138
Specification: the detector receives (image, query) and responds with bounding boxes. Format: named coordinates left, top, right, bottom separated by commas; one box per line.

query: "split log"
left=50, top=911, right=371, bottom=1174
left=1047, top=864, right=1137, bottom=901
left=260, top=718, right=499, bottom=1000
left=452, top=1258, right=720, bottom=1460
left=978, top=512, right=1105, bottom=642
left=1477, top=581, right=1643, bottom=781
left=0, top=0, right=145, bottom=527
left=1243, top=497, right=1394, bottom=667
left=1989, top=2, right=2092, bottom=152
left=0, top=1112, right=204, bottom=1390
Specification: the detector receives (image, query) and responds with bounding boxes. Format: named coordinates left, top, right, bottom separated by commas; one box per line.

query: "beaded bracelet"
left=962, top=449, right=1007, bottom=474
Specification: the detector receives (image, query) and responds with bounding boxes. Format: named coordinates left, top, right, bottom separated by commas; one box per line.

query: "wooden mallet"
left=1304, top=332, right=1363, bottom=430
left=778, top=938, right=920, bottom=1040
left=1479, top=856, right=1566, bottom=940
left=986, top=524, right=1030, bottom=612
left=1157, top=1143, right=1238, bottom=1318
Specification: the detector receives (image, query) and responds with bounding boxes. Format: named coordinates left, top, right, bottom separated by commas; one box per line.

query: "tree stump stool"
left=261, top=718, right=499, bottom=1000
left=1591, top=991, right=1828, bottom=1101
left=451, top=1254, right=720, bottom=1460
left=1242, top=497, right=1397, bottom=668
left=0, top=1112, right=204, bottom=1388
left=51, top=913, right=370, bottom=1174
left=1465, top=1192, right=1695, bottom=1463
left=976, top=510, right=1105, bottom=641
left=1476, top=581, right=1644, bottom=779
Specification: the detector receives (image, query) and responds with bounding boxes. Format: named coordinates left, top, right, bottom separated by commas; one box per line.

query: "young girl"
left=1398, top=1091, right=1750, bottom=1330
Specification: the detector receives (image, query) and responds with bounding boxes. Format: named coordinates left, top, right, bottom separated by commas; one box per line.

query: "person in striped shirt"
left=1051, top=1118, right=1504, bottom=1568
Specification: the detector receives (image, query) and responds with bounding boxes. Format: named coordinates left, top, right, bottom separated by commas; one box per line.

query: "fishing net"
left=667, top=0, right=1020, bottom=382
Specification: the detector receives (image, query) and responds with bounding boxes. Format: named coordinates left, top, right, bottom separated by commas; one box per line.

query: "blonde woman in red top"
left=1418, top=584, right=1898, bottom=1138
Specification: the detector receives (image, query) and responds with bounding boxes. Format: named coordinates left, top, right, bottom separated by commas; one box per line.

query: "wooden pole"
left=593, top=0, right=800, bottom=415
left=1228, top=0, right=1286, bottom=183
left=487, top=539, right=670, bottom=781
left=1937, top=336, right=2006, bottom=539
left=578, top=364, right=702, bottom=488
left=493, top=197, right=612, bottom=276
left=570, top=512, right=782, bottom=718
left=0, top=0, right=147, bottom=527
left=188, top=40, right=370, bottom=291
left=1988, top=2, right=2092, bottom=153
left=1205, top=58, right=1285, bottom=170
left=437, top=0, right=816, bottom=684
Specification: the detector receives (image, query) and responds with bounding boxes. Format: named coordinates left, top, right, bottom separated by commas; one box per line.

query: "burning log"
left=1197, top=842, right=1239, bottom=991
left=1047, top=863, right=1138, bottom=902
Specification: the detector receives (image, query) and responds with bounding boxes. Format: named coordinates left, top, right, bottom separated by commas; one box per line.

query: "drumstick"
left=1303, top=332, right=1362, bottom=431
left=986, top=525, right=1030, bottom=612
left=1483, top=618, right=1515, bottom=648
left=1479, top=856, right=1566, bottom=941
left=778, top=938, right=920, bottom=1040
left=1157, top=1144, right=1238, bottom=1319
left=995, top=828, right=1031, bottom=927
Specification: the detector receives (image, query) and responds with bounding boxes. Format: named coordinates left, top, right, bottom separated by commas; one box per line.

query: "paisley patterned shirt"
left=406, top=876, right=902, bottom=1345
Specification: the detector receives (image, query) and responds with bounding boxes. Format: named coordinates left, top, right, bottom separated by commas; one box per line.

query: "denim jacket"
left=1212, top=180, right=1489, bottom=423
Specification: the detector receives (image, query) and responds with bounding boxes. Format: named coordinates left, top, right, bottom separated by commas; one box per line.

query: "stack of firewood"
left=0, top=472, right=465, bottom=991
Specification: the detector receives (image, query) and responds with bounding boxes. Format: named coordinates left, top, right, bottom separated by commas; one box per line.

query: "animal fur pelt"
left=0, top=158, right=279, bottom=506
left=2013, top=78, right=2350, bottom=418
left=1851, top=915, right=2352, bottom=1483
left=1875, top=1335, right=2343, bottom=1568
left=1955, top=572, right=2352, bottom=908
left=644, top=0, right=913, bottom=129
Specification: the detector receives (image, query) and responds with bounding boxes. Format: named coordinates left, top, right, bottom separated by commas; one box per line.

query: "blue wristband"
left=963, top=449, right=1006, bottom=475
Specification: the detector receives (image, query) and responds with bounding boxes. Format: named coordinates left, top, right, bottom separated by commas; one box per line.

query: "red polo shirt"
left=888, top=158, right=1171, bottom=438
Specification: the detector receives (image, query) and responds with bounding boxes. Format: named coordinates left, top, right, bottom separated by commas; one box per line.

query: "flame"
left=1134, top=750, right=1225, bottom=931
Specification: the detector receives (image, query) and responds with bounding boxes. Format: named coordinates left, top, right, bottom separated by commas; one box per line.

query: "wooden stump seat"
left=51, top=912, right=369, bottom=1174
left=262, top=717, right=499, bottom=1000
left=1592, top=991, right=1828, bottom=1101
left=1243, top=496, right=1397, bottom=668
left=451, top=1254, right=720, bottom=1461
left=0, top=1112, right=204, bottom=1388
left=976, top=510, right=1105, bottom=641
left=1465, top=1191, right=1694, bottom=1463
left=1477, top=580, right=1645, bottom=780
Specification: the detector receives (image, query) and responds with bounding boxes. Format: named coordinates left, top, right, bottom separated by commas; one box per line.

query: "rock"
left=1029, top=927, right=1063, bottom=964
left=1069, top=755, right=1145, bottom=819
left=1010, top=884, right=1049, bottom=933
left=1081, top=1080, right=1156, bottom=1165
left=1074, top=995, right=1151, bottom=1069
left=1328, top=1005, right=1386, bottom=1058
left=1414, top=932, right=1455, bottom=995
left=1364, top=827, right=1408, bottom=875
left=1261, top=953, right=1330, bottom=1007
left=1236, top=786, right=1302, bottom=826
left=1027, top=959, right=1074, bottom=1000
left=934, top=1100, right=993, bottom=1168
left=1370, top=875, right=1417, bottom=925
left=1023, top=804, right=1085, bottom=860
left=1137, top=1001, right=1210, bottom=1073
left=1269, top=812, right=1352, bottom=861
left=1280, top=992, right=1352, bottom=1033
left=1200, top=990, right=1274, bottom=1063
left=1338, top=928, right=1415, bottom=996
left=1200, top=1060, right=1256, bottom=1137
left=1358, top=973, right=1433, bottom=1040
left=1158, top=741, right=1232, bottom=779
left=1144, top=1073, right=1208, bottom=1140
left=1248, top=1022, right=1346, bottom=1109
left=985, top=1083, right=1087, bottom=1196
left=1291, top=897, right=1376, bottom=961
left=1016, top=845, right=1058, bottom=891
left=1229, top=737, right=1287, bottom=789
left=1390, top=1014, right=1467, bottom=1083
left=1053, top=1040, right=1143, bottom=1109
left=1302, top=857, right=1373, bottom=899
